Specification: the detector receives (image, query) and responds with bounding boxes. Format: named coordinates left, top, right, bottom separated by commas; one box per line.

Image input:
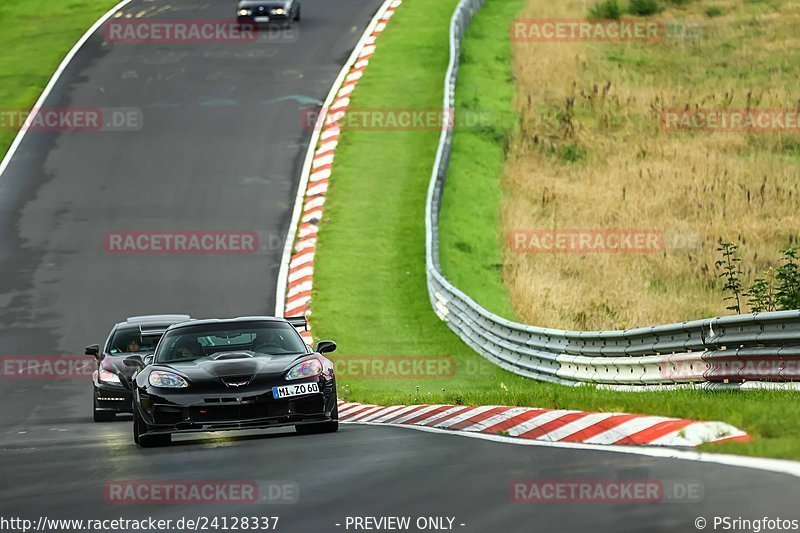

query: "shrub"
left=776, top=248, right=800, bottom=310
left=746, top=271, right=778, bottom=313
left=589, top=0, right=623, bottom=19
left=560, top=143, right=585, bottom=163
left=629, top=0, right=663, bottom=16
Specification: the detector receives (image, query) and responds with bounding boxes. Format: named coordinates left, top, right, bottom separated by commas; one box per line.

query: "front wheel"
left=296, top=403, right=338, bottom=434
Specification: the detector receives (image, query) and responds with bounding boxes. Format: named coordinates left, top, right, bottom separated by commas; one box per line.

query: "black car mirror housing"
left=316, top=340, right=337, bottom=354
left=85, top=344, right=100, bottom=359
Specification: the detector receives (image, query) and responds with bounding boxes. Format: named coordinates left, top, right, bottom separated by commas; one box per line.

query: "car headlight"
left=98, top=368, right=121, bottom=385
left=286, top=359, right=322, bottom=380
left=149, top=371, right=189, bottom=388
left=272, top=7, right=285, bottom=14
left=238, top=8, right=252, bottom=16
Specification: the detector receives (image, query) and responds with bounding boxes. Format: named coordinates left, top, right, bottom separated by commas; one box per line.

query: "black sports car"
left=86, top=314, right=192, bottom=421
left=237, top=0, right=301, bottom=26
left=124, top=316, right=337, bottom=447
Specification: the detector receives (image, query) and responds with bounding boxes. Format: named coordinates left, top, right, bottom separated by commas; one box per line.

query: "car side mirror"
left=85, top=344, right=100, bottom=359
left=123, top=355, right=145, bottom=369
left=315, top=340, right=337, bottom=354
left=144, top=354, right=154, bottom=366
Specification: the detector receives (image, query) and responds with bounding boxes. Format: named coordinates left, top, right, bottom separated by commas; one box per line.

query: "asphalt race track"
left=2, top=412, right=800, bottom=532
left=1, top=1, right=799, bottom=532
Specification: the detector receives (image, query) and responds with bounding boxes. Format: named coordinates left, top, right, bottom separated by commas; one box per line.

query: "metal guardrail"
left=424, top=0, right=800, bottom=389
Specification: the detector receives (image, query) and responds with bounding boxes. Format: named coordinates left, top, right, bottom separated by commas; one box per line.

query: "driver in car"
left=126, top=339, right=141, bottom=353
left=252, top=330, right=286, bottom=353
left=173, top=337, right=204, bottom=361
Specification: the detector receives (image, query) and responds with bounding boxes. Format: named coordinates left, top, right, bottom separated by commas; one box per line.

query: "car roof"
left=166, top=316, right=287, bottom=331
left=239, top=0, right=289, bottom=6
left=115, top=314, right=193, bottom=331
left=124, top=314, right=192, bottom=324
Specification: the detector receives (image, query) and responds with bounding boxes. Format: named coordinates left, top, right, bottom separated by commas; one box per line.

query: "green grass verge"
left=0, top=0, right=121, bottom=160
left=308, top=0, right=800, bottom=460
left=437, top=0, right=520, bottom=319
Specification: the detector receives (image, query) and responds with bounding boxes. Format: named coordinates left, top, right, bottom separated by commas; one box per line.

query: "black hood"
left=157, top=351, right=304, bottom=381
left=238, top=0, right=288, bottom=8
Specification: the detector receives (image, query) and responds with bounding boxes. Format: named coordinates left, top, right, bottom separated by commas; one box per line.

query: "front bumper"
left=136, top=377, right=336, bottom=434
left=93, top=378, right=133, bottom=413
left=237, top=13, right=290, bottom=25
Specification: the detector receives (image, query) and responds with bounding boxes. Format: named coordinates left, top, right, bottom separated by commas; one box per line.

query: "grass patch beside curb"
left=0, top=0, right=121, bottom=160
left=306, top=0, right=800, bottom=460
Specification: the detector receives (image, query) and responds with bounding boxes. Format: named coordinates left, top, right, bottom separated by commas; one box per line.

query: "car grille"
left=221, top=375, right=254, bottom=388
left=191, top=404, right=268, bottom=421
left=152, top=395, right=325, bottom=425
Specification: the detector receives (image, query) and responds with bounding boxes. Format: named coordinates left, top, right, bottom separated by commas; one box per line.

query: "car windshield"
left=108, top=329, right=162, bottom=354
left=155, top=321, right=307, bottom=364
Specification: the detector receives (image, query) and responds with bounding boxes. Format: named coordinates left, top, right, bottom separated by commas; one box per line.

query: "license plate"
left=254, top=16, right=270, bottom=22
left=272, top=382, right=319, bottom=399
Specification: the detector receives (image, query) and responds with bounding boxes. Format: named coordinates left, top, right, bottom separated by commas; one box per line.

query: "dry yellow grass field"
left=503, top=0, right=800, bottom=330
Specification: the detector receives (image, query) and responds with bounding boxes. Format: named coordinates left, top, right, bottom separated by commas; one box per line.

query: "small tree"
left=776, top=247, right=800, bottom=310
left=715, top=241, right=743, bottom=314
left=746, top=269, right=778, bottom=313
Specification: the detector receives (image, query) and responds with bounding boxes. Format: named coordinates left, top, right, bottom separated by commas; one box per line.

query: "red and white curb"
left=277, top=0, right=403, bottom=344
left=337, top=401, right=749, bottom=447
